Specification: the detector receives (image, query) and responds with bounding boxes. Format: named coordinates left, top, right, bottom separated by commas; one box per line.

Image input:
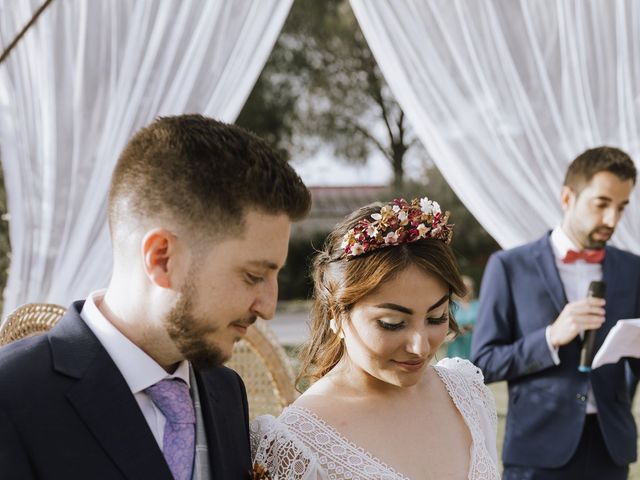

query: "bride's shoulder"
left=434, top=357, right=497, bottom=419
left=435, top=357, right=485, bottom=381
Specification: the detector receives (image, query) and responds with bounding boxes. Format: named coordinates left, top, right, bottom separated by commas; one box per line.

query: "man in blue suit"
left=0, top=115, right=311, bottom=479
left=472, top=147, right=640, bottom=479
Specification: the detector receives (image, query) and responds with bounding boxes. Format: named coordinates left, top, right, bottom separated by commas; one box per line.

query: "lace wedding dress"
left=251, top=358, right=500, bottom=479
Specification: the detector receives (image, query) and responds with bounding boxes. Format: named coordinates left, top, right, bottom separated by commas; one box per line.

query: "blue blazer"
left=471, top=233, right=640, bottom=468
left=0, top=302, right=253, bottom=479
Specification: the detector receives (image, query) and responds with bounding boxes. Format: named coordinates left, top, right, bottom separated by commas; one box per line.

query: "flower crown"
left=340, top=197, right=453, bottom=259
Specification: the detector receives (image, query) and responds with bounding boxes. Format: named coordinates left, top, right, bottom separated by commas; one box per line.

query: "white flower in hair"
left=417, top=223, right=429, bottom=238
left=397, top=210, right=408, bottom=223
left=366, top=224, right=378, bottom=237
left=351, top=243, right=365, bottom=256
left=432, top=201, right=441, bottom=214
left=384, top=231, right=399, bottom=244
left=371, top=213, right=382, bottom=221
left=420, top=197, right=434, bottom=215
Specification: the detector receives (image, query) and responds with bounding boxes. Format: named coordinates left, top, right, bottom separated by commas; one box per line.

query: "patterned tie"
left=145, top=378, right=195, bottom=480
left=562, top=249, right=605, bottom=264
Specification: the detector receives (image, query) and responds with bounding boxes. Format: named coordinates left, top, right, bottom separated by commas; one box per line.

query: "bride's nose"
left=405, top=329, right=429, bottom=357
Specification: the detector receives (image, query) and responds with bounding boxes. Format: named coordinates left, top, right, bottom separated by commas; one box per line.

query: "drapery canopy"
left=0, top=0, right=293, bottom=315
left=350, top=0, right=640, bottom=253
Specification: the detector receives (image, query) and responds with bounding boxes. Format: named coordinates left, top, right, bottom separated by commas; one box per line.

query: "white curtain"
left=0, top=0, right=293, bottom=315
left=350, top=0, right=640, bottom=253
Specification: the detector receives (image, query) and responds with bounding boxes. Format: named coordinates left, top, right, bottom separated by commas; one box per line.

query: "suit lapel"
left=195, top=370, right=228, bottom=480
left=49, top=304, right=173, bottom=480
left=533, top=234, right=568, bottom=314
left=598, top=247, right=625, bottom=345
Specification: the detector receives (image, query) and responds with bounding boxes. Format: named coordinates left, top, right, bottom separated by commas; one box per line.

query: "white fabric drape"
left=350, top=0, right=640, bottom=253
left=0, top=0, right=293, bottom=315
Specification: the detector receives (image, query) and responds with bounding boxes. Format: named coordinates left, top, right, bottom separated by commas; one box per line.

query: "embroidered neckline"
left=282, top=363, right=481, bottom=479
left=284, top=404, right=411, bottom=479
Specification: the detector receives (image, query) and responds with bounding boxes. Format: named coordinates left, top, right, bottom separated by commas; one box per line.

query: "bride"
left=251, top=198, right=500, bottom=479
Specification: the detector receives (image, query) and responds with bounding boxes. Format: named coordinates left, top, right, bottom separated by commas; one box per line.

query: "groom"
left=0, top=115, right=311, bottom=479
left=472, top=146, right=640, bottom=479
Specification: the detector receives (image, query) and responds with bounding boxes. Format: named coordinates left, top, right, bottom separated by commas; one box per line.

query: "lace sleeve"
left=250, top=415, right=326, bottom=480
left=438, top=357, right=499, bottom=465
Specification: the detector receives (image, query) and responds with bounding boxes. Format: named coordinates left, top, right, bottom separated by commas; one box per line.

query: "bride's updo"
left=297, top=198, right=466, bottom=388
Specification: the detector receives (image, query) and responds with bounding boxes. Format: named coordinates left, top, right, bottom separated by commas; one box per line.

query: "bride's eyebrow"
left=427, top=293, right=449, bottom=312
left=373, top=303, right=413, bottom=314
left=373, top=293, right=449, bottom=316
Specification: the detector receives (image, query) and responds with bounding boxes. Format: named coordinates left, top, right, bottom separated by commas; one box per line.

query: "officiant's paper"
left=592, top=318, right=640, bottom=369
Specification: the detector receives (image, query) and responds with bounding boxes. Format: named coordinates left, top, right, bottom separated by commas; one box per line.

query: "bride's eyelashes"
left=377, top=319, right=405, bottom=331
left=376, top=313, right=449, bottom=331
left=427, top=313, right=449, bottom=325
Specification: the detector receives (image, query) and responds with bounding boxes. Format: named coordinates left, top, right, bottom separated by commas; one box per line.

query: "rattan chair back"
left=226, top=319, right=298, bottom=419
left=0, top=303, right=296, bottom=418
left=0, top=303, right=67, bottom=346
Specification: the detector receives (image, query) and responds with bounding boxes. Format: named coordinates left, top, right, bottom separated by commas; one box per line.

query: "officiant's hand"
left=548, top=297, right=606, bottom=347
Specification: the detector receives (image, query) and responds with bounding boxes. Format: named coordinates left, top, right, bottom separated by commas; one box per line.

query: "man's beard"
left=164, top=284, right=226, bottom=370
left=587, top=227, right=614, bottom=249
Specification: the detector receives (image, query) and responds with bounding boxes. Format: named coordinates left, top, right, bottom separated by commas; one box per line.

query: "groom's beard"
left=164, top=284, right=226, bottom=370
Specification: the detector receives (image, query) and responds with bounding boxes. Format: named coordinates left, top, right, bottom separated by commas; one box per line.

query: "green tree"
left=237, top=0, right=422, bottom=189
left=0, top=159, right=11, bottom=312
left=239, top=0, right=500, bottom=298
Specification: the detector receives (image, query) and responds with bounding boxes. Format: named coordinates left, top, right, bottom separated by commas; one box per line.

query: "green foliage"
left=237, top=0, right=424, bottom=188
left=278, top=231, right=328, bottom=301
left=239, top=0, right=501, bottom=298
left=0, top=162, right=10, bottom=311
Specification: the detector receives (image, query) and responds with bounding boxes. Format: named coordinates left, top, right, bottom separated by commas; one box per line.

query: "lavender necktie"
left=145, top=378, right=195, bottom=480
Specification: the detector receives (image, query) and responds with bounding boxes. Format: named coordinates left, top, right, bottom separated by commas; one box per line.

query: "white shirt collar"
left=550, top=225, right=583, bottom=261
left=80, top=290, right=190, bottom=394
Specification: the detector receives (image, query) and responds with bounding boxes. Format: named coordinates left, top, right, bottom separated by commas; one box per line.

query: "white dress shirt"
left=546, top=226, right=601, bottom=413
left=81, top=290, right=191, bottom=448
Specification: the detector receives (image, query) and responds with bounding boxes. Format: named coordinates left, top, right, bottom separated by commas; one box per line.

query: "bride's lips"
left=392, top=359, right=426, bottom=371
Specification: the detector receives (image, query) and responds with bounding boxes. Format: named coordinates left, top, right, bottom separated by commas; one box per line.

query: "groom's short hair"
left=564, top=146, right=636, bottom=194
left=108, top=114, right=311, bottom=241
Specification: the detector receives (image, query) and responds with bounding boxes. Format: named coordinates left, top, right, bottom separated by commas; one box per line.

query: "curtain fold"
left=0, top=0, right=293, bottom=314
left=350, top=0, right=640, bottom=253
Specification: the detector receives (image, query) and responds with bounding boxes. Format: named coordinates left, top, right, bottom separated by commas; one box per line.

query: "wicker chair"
left=0, top=303, right=67, bottom=346
left=226, top=319, right=298, bottom=419
left=0, top=303, right=297, bottom=419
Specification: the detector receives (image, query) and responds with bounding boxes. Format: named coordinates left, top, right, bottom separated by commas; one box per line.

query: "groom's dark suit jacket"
left=472, top=234, right=640, bottom=468
left=0, top=301, right=252, bottom=479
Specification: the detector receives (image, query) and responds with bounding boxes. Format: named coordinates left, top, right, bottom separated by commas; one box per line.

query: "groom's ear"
left=141, top=228, right=181, bottom=289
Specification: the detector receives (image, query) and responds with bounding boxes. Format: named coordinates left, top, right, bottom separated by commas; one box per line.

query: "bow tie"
left=562, top=249, right=605, bottom=264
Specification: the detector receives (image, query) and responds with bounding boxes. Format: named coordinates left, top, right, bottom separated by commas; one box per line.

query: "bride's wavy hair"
left=296, top=202, right=466, bottom=390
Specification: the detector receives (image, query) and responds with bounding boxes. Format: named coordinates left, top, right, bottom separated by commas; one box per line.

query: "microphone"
left=578, top=281, right=606, bottom=373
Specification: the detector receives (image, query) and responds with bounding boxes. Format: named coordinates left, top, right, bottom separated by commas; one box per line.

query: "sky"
left=291, top=150, right=392, bottom=187
left=290, top=146, right=429, bottom=187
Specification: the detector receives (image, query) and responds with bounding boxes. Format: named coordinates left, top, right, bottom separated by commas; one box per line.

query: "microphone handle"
left=578, top=280, right=606, bottom=373
left=578, top=329, right=597, bottom=372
